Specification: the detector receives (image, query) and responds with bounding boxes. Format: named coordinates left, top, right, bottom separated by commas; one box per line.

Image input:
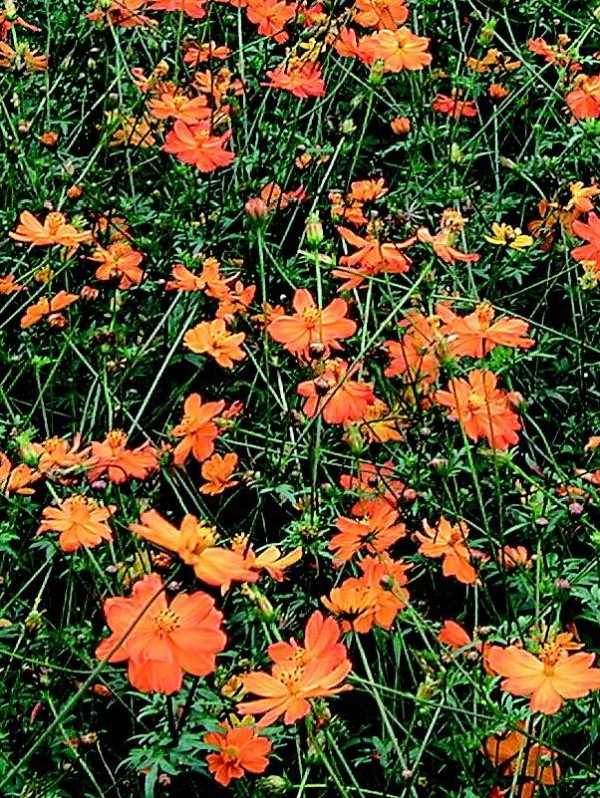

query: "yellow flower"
left=484, top=222, right=533, bottom=250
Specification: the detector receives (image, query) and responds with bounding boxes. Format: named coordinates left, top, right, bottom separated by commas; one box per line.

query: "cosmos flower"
left=37, top=496, right=116, bottom=552
left=184, top=318, right=246, bottom=368
left=96, top=572, right=227, bottom=694
left=488, top=634, right=600, bottom=714
left=434, top=369, right=523, bottom=450
left=204, top=722, right=272, bottom=787
left=267, top=289, right=356, bottom=360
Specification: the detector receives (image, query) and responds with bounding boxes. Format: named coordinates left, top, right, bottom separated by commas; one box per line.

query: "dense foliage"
left=2, top=0, right=600, bottom=796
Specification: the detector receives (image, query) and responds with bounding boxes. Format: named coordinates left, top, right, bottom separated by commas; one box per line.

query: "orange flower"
left=0, top=452, right=41, bottom=495
left=390, top=116, right=411, bottom=135
left=200, top=259, right=233, bottom=300
left=162, top=120, right=235, bottom=172
left=328, top=188, right=373, bottom=226
left=90, top=213, right=131, bottom=243
left=0, top=42, right=48, bottom=71
left=171, top=393, right=226, bottom=466
left=245, top=0, right=297, bottom=43
left=184, top=318, right=246, bottom=368
left=29, top=435, right=92, bottom=477
left=38, top=131, right=59, bottom=147
left=438, top=620, right=471, bottom=649
left=216, top=280, right=256, bottom=320
left=329, top=496, right=406, bottom=563
left=147, top=92, right=211, bottom=123
left=416, top=209, right=480, bottom=264
left=348, top=178, right=388, bottom=204
left=384, top=310, right=442, bottom=384
left=90, top=242, right=145, bottom=289
left=237, top=611, right=352, bottom=726
left=182, top=41, right=232, bottom=66
left=297, top=359, right=375, bottom=424
left=87, top=431, right=159, bottom=484
left=96, top=572, right=226, bottom=694
left=571, top=211, right=600, bottom=269
left=267, top=289, right=356, bottom=360
left=334, top=225, right=413, bottom=289
left=360, top=27, right=432, bottom=73
left=264, top=61, right=326, bottom=98
left=489, top=83, right=509, bottom=100
left=37, top=496, right=116, bottom=552
left=333, top=27, right=374, bottom=61
left=565, top=74, right=600, bottom=120
left=266, top=610, right=346, bottom=668
left=322, top=553, right=410, bottom=632
left=165, top=259, right=229, bottom=296
left=194, top=66, right=244, bottom=106
left=231, top=535, right=303, bottom=582
left=204, top=723, right=271, bottom=787
left=497, top=545, right=531, bottom=569
left=438, top=621, right=492, bottom=671
left=20, top=290, right=79, bottom=329
left=434, top=369, right=522, bottom=450
left=251, top=301, right=286, bottom=328
left=165, top=263, right=206, bottom=292
left=353, top=0, right=408, bottom=30
left=567, top=181, right=600, bottom=214
left=350, top=399, right=406, bottom=444
left=200, top=452, right=239, bottom=494
left=465, top=48, right=521, bottom=74
left=0, top=274, right=26, bottom=294
left=436, top=301, right=534, bottom=358
left=9, top=211, right=91, bottom=250
left=584, top=434, right=600, bottom=451
left=414, top=517, right=479, bottom=585
left=148, top=0, right=209, bottom=17
left=483, top=723, right=560, bottom=798
left=108, top=111, right=157, bottom=148
left=432, top=92, right=478, bottom=119
left=339, top=460, right=408, bottom=507
left=487, top=636, right=600, bottom=714
left=245, top=181, right=307, bottom=215
left=0, top=11, right=40, bottom=35
left=87, top=0, right=153, bottom=27
left=416, top=225, right=480, bottom=263
left=130, top=509, right=258, bottom=589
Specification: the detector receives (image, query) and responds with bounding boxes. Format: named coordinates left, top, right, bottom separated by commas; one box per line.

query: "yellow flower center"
left=193, top=127, right=210, bottom=144
left=278, top=666, right=302, bottom=692
left=231, top=533, right=249, bottom=553
left=211, top=330, right=230, bottom=346
left=70, top=495, right=98, bottom=509
left=475, top=303, right=494, bottom=328
left=180, top=522, right=219, bottom=561
left=153, top=609, right=180, bottom=635
left=467, top=393, right=486, bottom=411
left=223, top=745, right=240, bottom=759
left=302, top=307, right=322, bottom=327
left=106, top=430, right=128, bottom=448
left=43, top=437, right=62, bottom=453
left=46, top=213, right=66, bottom=234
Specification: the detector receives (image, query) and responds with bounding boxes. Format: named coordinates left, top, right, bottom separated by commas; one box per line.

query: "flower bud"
left=245, top=197, right=269, bottom=220
left=258, top=775, right=289, bottom=795
left=390, top=116, right=411, bottom=135
left=305, top=212, right=324, bottom=248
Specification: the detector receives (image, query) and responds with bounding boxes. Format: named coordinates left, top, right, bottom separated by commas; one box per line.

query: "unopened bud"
left=390, top=116, right=411, bottom=135
left=245, top=197, right=269, bottom=220
left=305, top=212, right=324, bottom=248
